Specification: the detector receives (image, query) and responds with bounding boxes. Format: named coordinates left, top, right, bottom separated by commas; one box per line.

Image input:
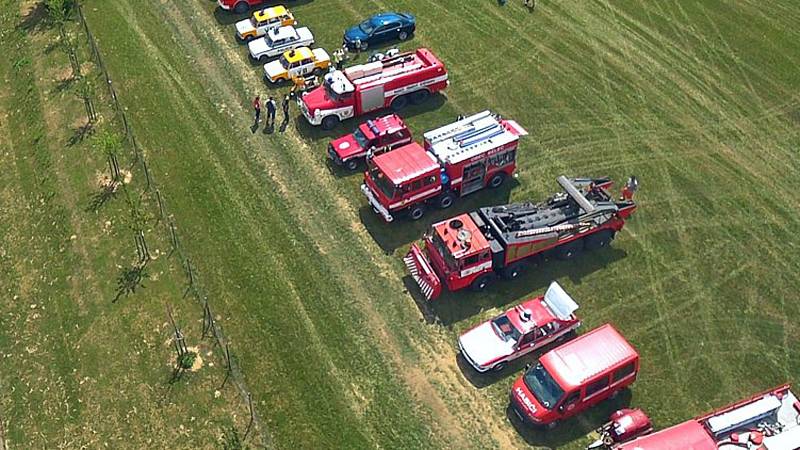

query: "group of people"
left=252, top=93, right=292, bottom=133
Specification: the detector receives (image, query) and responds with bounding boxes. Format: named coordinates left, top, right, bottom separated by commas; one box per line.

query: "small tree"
left=93, top=130, right=122, bottom=182
left=75, top=76, right=96, bottom=123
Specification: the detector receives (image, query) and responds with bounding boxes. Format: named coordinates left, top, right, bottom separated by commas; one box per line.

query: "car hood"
left=301, top=86, right=338, bottom=113
left=344, top=26, right=368, bottom=43
left=459, top=322, right=514, bottom=368
left=235, top=19, right=255, bottom=36
left=248, top=38, right=270, bottom=56
left=264, top=60, right=287, bottom=79
left=330, top=134, right=364, bottom=159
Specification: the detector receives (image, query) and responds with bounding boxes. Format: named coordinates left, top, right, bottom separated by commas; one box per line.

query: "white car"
left=234, top=6, right=295, bottom=43
left=263, top=47, right=331, bottom=84
left=248, top=26, right=314, bottom=63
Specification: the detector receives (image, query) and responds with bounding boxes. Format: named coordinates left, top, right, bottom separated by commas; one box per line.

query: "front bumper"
left=298, top=97, right=322, bottom=126
left=360, top=183, right=394, bottom=222
left=327, top=145, right=343, bottom=165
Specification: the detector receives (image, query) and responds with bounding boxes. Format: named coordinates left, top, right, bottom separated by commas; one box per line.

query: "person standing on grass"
left=252, top=95, right=261, bottom=128
left=524, top=0, right=535, bottom=10
left=266, top=96, right=277, bottom=128
left=282, top=94, right=290, bottom=123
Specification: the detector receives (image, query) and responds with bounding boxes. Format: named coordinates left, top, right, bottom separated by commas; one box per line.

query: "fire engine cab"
left=298, top=48, right=449, bottom=130
left=590, top=384, right=800, bottom=450
left=404, top=175, right=639, bottom=300
left=361, top=111, right=527, bottom=222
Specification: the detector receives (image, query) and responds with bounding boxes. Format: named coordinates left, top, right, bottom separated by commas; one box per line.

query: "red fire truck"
left=298, top=48, right=449, bottom=130
left=589, top=384, right=800, bottom=450
left=404, top=175, right=639, bottom=300
left=361, top=111, right=528, bottom=222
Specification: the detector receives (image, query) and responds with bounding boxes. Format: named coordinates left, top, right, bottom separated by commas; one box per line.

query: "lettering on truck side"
left=460, top=261, right=492, bottom=278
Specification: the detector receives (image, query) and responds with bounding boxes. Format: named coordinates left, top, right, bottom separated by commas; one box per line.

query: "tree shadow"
left=67, top=120, right=94, bottom=146
left=508, top=389, right=633, bottom=449
left=18, top=1, right=49, bottom=33
left=86, top=184, right=116, bottom=212
left=54, top=75, right=77, bottom=93
left=113, top=263, right=149, bottom=303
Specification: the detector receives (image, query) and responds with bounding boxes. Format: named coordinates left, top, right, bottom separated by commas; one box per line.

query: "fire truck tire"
left=488, top=172, right=506, bottom=188
left=345, top=159, right=359, bottom=171
left=501, top=262, right=524, bottom=280
left=408, top=204, right=426, bottom=221
left=437, top=191, right=456, bottom=209
left=321, top=115, right=340, bottom=130
left=391, top=95, right=409, bottom=111
left=585, top=231, right=615, bottom=251
left=233, top=2, right=249, bottom=14
left=410, top=89, right=430, bottom=104
left=556, top=240, right=584, bottom=260
left=470, top=274, right=493, bottom=292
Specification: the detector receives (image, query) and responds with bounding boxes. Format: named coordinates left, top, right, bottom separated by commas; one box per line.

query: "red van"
left=509, top=324, right=639, bottom=428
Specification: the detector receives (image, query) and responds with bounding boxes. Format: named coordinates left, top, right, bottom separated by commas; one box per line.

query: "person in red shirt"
left=252, top=96, right=261, bottom=130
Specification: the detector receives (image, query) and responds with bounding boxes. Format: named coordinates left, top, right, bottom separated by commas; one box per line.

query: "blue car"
left=343, top=12, right=416, bottom=51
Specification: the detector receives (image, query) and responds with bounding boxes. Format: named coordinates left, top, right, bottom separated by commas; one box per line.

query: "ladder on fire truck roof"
left=424, top=111, right=519, bottom=165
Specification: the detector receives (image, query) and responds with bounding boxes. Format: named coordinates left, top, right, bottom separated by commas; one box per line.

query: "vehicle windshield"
left=278, top=55, right=290, bottom=69
left=368, top=163, right=395, bottom=199
left=359, top=19, right=376, bottom=34
left=491, top=315, right=521, bottom=343
left=430, top=232, right=458, bottom=270
left=250, top=17, right=259, bottom=27
left=523, top=362, right=565, bottom=410
left=353, top=129, right=371, bottom=148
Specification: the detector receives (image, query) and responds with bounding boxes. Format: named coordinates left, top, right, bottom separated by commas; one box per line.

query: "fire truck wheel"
left=408, top=204, right=426, bottom=221
left=470, top=274, right=493, bottom=292
left=585, top=231, right=615, bottom=251
left=233, top=2, right=249, bottom=14
left=437, top=192, right=456, bottom=209
left=556, top=240, right=584, bottom=260
left=321, top=115, right=340, bottom=130
left=345, top=159, right=359, bottom=171
left=410, top=89, right=430, bottom=104
left=488, top=172, right=506, bottom=188
left=501, top=262, right=524, bottom=280
left=391, top=95, right=409, bottom=111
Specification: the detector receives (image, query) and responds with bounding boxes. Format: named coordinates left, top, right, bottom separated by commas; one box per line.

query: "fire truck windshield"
left=353, top=129, right=371, bottom=148
left=523, top=362, right=564, bottom=410
left=368, top=165, right=396, bottom=199
left=492, top=315, right=521, bottom=343
left=430, top=232, right=458, bottom=270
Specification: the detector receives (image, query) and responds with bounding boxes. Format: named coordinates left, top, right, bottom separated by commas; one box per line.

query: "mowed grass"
left=0, top=2, right=247, bottom=448
left=15, top=0, right=800, bottom=448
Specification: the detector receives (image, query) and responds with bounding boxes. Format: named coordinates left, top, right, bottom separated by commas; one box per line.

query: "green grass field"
left=3, top=0, right=800, bottom=448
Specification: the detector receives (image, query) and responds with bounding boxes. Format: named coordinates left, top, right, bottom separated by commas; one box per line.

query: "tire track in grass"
left=102, top=2, right=399, bottom=447
left=172, top=1, right=519, bottom=448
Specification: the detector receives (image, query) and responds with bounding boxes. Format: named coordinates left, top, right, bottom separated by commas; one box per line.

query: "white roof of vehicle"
left=311, top=48, right=330, bottom=62
left=543, top=282, right=579, bottom=321
left=269, top=26, right=299, bottom=41
left=324, top=70, right=354, bottom=95
left=423, top=110, right=527, bottom=165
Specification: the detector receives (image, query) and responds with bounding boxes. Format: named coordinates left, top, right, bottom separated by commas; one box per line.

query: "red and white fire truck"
left=298, top=48, right=448, bottom=130
left=588, top=384, right=800, bottom=450
left=404, top=175, right=639, bottom=300
left=327, top=114, right=413, bottom=171
left=361, top=111, right=528, bottom=222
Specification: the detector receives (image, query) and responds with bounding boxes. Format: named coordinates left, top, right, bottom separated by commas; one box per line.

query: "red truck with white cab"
left=589, top=384, right=800, bottom=450
left=328, top=114, right=412, bottom=170
left=458, top=281, right=581, bottom=373
left=361, top=111, right=527, bottom=222
left=404, top=175, right=639, bottom=300
left=510, top=324, right=640, bottom=428
left=298, top=48, right=448, bottom=130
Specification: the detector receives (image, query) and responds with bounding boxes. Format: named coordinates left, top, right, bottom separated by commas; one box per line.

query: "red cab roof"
left=361, top=114, right=406, bottom=140
left=372, top=142, right=439, bottom=185
left=540, top=324, right=637, bottom=391
left=616, top=420, right=716, bottom=450
left=432, top=214, right=490, bottom=260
